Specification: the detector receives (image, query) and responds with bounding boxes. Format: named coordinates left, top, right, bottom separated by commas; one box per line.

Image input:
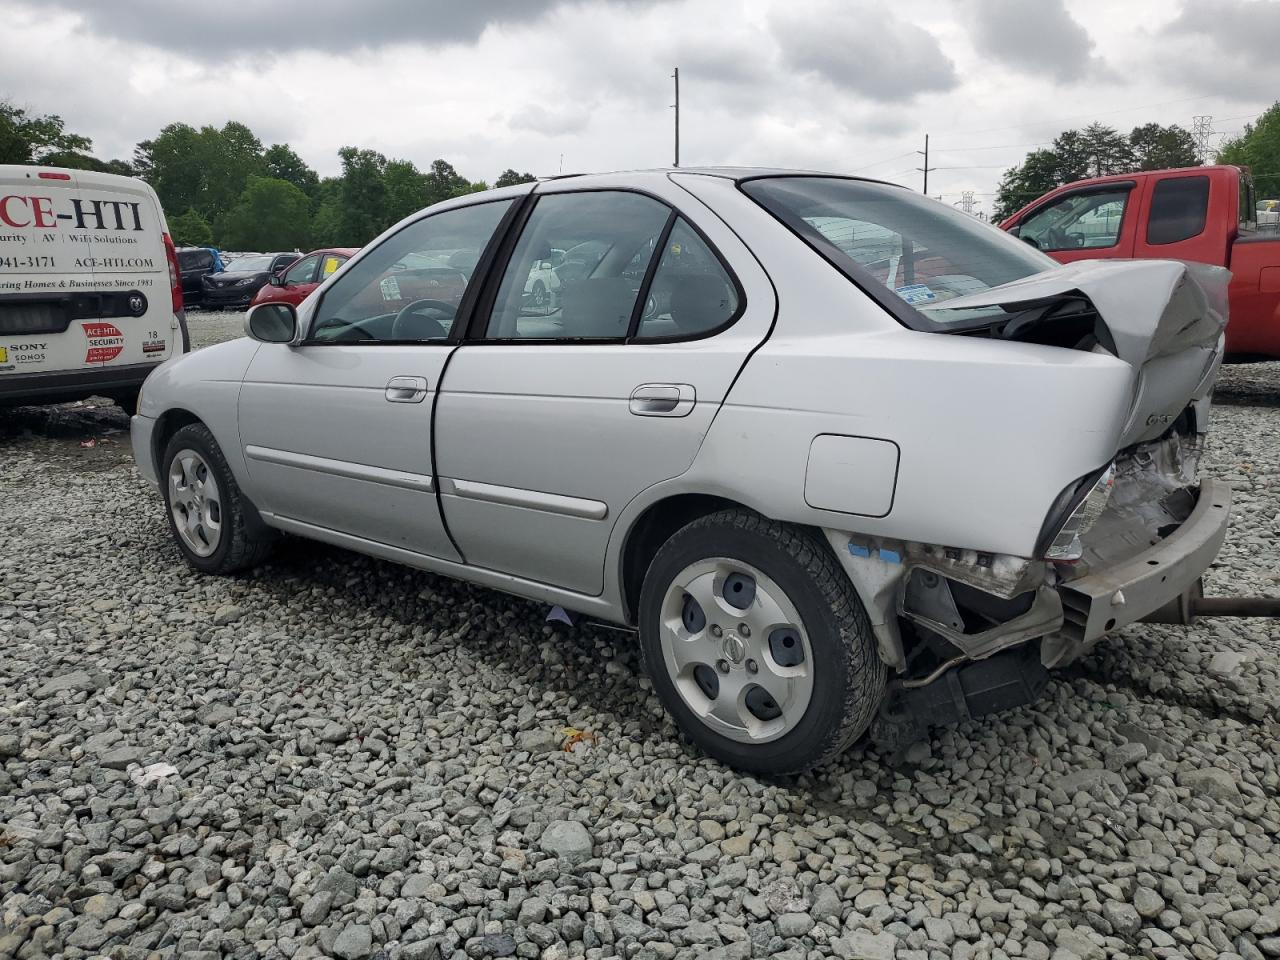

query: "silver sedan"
left=132, top=168, right=1230, bottom=773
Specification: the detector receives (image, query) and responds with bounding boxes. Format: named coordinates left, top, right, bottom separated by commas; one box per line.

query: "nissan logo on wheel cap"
left=128, top=292, right=147, bottom=315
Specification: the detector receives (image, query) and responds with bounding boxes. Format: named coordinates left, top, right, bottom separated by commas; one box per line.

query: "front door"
left=434, top=185, right=774, bottom=595
left=1015, top=184, right=1137, bottom=263
left=238, top=197, right=517, bottom=558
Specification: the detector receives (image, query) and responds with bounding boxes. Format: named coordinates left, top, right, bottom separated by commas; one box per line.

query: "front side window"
left=284, top=255, right=319, bottom=285
left=744, top=176, right=1053, bottom=329
left=484, top=191, right=670, bottom=340
left=1018, top=189, right=1130, bottom=251
left=634, top=219, right=740, bottom=340
left=1147, top=175, right=1210, bottom=245
left=309, top=199, right=512, bottom=343
left=272, top=254, right=298, bottom=273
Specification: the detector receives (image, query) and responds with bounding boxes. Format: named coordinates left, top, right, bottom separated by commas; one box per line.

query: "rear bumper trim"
left=1058, top=478, right=1232, bottom=645
left=0, top=361, right=162, bottom=404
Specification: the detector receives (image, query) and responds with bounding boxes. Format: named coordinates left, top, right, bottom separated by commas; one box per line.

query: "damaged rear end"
left=829, top=258, right=1233, bottom=746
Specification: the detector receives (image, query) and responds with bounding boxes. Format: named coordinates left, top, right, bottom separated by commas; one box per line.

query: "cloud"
left=1154, top=0, right=1280, bottom=100
left=966, top=0, right=1104, bottom=82
left=770, top=1, right=958, bottom=102
left=17, top=0, right=663, bottom=58
left=508, top=105, right=592, bottom=137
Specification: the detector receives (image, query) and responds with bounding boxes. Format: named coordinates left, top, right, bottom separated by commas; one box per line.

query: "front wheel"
left=638, top=510, right=886, bottom=774
left=161, top=422, right=274, bottom=574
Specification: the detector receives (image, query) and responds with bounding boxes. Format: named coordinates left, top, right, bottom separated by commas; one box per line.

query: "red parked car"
left=250, top=248, right=359, bottom=309
left=1000, top=165, right=1280, bottom=359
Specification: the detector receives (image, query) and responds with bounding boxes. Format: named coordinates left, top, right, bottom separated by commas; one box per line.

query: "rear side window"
left=743, top=176, right=1052, bottom=329
left=634, top=219, right=740, bottom=340
left=484, top=191, right=670, bottom=340
left=1147, top=176, right=1210, bottom=245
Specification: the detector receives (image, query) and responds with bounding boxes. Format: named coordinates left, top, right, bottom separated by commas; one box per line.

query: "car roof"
left=302, top=247, right=360, bottom=257
left=537, top=167, right=894, bottom=187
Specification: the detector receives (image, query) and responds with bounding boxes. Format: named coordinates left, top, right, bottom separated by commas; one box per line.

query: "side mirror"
left=245, top=302, right=297, bottom=343
left=270, top=273, right=285, bottom=286
left=1006, top=225, right=1020, bottom=237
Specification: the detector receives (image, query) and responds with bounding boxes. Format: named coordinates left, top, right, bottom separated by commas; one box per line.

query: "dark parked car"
left=177, top=247, right=224, bottom=308
left=201, top=252, right=299, bottom=310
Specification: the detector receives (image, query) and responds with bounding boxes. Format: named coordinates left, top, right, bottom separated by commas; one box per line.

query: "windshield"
left=741, top=176, right=1055, bottom=328
left=233, top=255, right=275, bottom=272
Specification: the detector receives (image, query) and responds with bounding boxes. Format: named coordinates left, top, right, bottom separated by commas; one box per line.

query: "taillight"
left=1041, top=465, right=1115, bottom=561
left=163, top=232, right=183, bottom=313
left=38, top=171, right=72, bottom=180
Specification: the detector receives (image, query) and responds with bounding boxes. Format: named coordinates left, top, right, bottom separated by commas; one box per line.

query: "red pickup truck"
left=1000, top=165, right=1280, bottom=359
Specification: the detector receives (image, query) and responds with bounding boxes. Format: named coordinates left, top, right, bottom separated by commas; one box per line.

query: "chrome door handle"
left=629, top=383, right=695, bottom=417
left=385, top=376, right=428, bottom=403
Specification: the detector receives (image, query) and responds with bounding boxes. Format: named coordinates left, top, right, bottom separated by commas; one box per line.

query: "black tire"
left=638, top=510, right=886, bottom=774
left=161, top=422, right=274, bottom=574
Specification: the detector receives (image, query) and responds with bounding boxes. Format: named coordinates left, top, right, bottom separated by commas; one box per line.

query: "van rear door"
left=0, top=167, right=179, bottom=386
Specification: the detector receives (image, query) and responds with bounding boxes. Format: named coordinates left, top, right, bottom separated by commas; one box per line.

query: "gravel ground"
left=1, top=316, right=1278, bottom=960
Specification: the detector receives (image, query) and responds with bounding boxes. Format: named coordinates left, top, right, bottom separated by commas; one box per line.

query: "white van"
left=0, top=165, right=188, bottom=411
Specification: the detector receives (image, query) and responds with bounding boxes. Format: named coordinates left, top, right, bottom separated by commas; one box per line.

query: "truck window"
left=1147, top=175, right=1209, bottom=245
left=1017, top=188, right=1130, bottom=252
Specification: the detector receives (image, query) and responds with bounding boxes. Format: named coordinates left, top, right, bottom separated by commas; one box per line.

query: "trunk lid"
left=925, top=259, right=1226, bottom=446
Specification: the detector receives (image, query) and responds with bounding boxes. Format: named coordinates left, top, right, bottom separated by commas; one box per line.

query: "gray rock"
left=36, top=670, right=98, bottom=697
left=832, top=931, right=898, bottom=960
left=332, top=924, right=373, bottom=960
left=320, top=720, right=350, bottom=743
left=0, top=734, right=19, bottom=758
left=1177, top=766, right=1241, bottom=802
left=776, top=914, right=815, bottom=938
left=538, top=820, right=593, bottom=866
left=1102, top=900, right=1141, bottom=936
left=99, top=746, right=144, bottom=770
left=516, top=728, right=559, bottom=753
left=1134, top=886, right=1165, bottom=919
left=299, top=890, right=333, bottom=926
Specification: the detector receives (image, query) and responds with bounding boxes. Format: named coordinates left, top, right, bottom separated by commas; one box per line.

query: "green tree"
left=134, top=121, right=266, bottom=226
left=264, top=143, right=319, bottom=197
left=309, top=176, right=344, bottom=246
left=1129, top=123, right=1200, bottom=171
left=1219, top=102, right=1280, bottom=195
left=335, top=147, right=389, bottom=244
left=993, top=149, right=1061, bottom=221
left=423, top=159, right=471, bottom=206
left=167, top=208, right=213, bottom=247
left=494, top=168, right=536, bottom=188
left=0, top=100, right=93, bottom=164
left=218, top=177, right=312, bottom=251
left=383, top=159, right=430, bottom=224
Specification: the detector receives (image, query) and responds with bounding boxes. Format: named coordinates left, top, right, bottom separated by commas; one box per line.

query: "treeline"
left=993, top=104, right=1280, bottom=221
left=1, top=100, right=536, bottom=249
left=992, top=122, right=1200, bottom=221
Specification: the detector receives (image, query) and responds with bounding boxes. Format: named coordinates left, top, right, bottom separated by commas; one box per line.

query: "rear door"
left=275, top=253, right=320, bottom=304
left=0, top=168, right=176, bottom=379
left=433, top=179, right=775, bottom=595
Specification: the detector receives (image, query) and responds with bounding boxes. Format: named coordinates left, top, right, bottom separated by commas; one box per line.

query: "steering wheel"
left=392, top=299, right=458, bottom=340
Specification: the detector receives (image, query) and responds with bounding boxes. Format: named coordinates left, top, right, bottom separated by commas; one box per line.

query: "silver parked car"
left=131, top=169, right=1231, bottom=773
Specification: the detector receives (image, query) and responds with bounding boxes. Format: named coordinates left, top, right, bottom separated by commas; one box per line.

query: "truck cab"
left=1001, top=165, right=1280, bottom=359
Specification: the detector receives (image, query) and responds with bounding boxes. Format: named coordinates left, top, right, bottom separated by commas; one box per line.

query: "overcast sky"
left=3, top=0, right=1275, bottom=216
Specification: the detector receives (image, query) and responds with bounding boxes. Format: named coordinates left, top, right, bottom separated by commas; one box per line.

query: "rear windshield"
left=233, top=255, right=275, bottom=272
left=179, top=250, right=213, bottom=271
left=741, top=176, right=1055, bottom=329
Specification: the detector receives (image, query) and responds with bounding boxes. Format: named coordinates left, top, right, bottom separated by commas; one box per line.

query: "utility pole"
left=1192, top=115, right=1214, bottom=164
left=672, top=67, right=680, bottom=167
left=916, top=134, right=932, bottom=194
left=960, top=190, right=975, bottom=215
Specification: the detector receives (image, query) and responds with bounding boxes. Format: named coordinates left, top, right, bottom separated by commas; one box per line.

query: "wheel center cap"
left=722, top=633, right=746, bottom=665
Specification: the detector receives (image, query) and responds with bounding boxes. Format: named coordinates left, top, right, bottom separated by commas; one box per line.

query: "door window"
left=1017, top=189, right=1130, bottom=251
left=1147, top=175, right=1210, bottom=245
left=271, top=254, right=298, bottom=273
left=308, top=199, right=513, bottom=343
left=634, top=219, right=740, bottom=340
left=319, top=254, right=346, bottom=279
left=484, top=191, right=670, bottom=340
left=284, top=255, right=319, bottom=285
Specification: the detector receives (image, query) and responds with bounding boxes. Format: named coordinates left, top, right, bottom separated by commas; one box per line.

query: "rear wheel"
left=161, top=423, right=273, bottom=574
left=638, top=510, right=886, bottom=774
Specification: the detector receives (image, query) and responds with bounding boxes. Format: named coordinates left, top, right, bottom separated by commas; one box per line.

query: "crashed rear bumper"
left=1048, top=478, right=1231, bottom=661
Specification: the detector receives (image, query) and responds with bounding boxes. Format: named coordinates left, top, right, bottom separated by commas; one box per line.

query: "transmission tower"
left=1192, top=116, right=1215, bottom=164
left=960, top=191, right=975, bottom=215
